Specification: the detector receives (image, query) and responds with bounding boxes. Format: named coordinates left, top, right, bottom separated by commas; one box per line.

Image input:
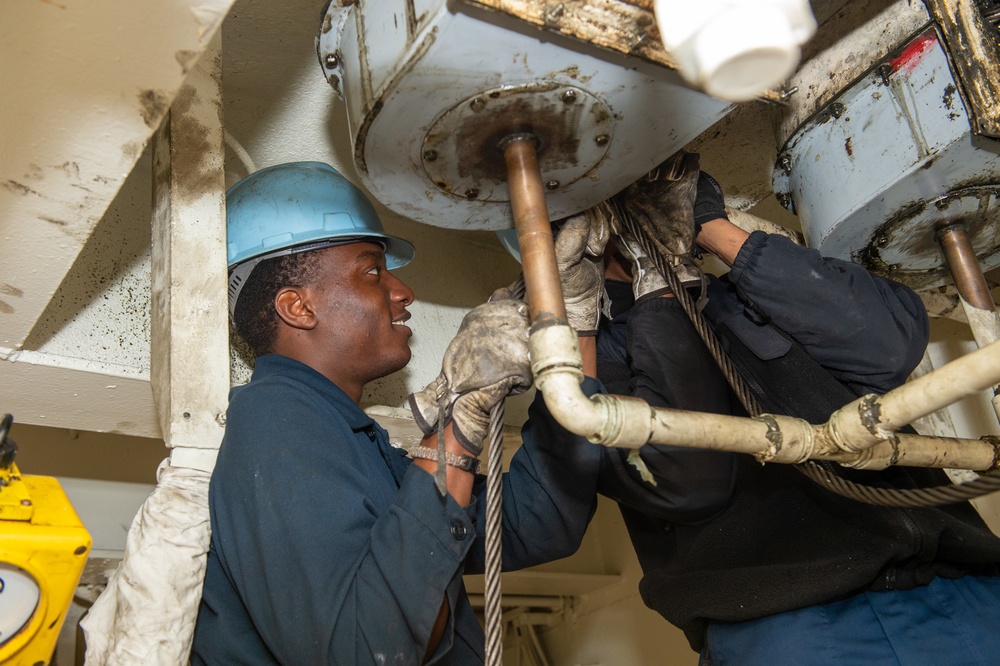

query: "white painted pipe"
left=839, top=434, right=1000, bottom=471
left=529, top=322, right=1000, bottom=471
left=820, top=339, right=1000, bottom=453
left=725, top=207, right=803, bottom=245
left=950, top=297, right=1000, bottom=424
left=652, top=0, right=816, bottom=101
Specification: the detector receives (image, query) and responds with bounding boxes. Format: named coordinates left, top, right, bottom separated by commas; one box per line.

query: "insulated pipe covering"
left=528, top=322, right=1000, bottom=470
left=821, top=339, right=1000, bottom=453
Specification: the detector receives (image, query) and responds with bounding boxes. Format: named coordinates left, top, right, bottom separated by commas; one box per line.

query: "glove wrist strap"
left=410, top=446, right=482, bottom=475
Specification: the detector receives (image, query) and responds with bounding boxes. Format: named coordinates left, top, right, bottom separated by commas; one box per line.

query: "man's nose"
left=389, top=273, right=414, bottom=306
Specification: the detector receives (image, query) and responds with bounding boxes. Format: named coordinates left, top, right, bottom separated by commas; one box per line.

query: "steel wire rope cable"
left=482, top=275, right=527, bottom=666
left=611, top=201, right=1000, bottom=507
left=484, top=400, right=506, bottom=666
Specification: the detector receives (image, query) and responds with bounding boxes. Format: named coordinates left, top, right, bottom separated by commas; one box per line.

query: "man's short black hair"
left=232, top=251, right=323, bottom=357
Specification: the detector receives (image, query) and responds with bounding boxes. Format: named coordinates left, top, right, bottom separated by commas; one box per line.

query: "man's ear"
left=274, top=287, right=318, bottom=330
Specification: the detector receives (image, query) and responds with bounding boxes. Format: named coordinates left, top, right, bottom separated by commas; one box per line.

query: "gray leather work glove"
left=613, top=225, right=671, bottom=305
left=407, top=289, right=531, bottom=456
left=554, top=203, right=611, bottom=336
left=612, top=150, right=702, bottom=285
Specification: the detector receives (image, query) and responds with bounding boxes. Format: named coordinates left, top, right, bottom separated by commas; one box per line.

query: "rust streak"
left=175, top=50, right=201, bottom=76
left=3, top=181, right=41, bottom=197
left=170, top=82, right=223, bottom=199
left=138, top=89, right=171, bottom=129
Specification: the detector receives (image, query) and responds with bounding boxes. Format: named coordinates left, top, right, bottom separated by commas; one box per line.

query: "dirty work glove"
left=554, top=203, right=611, bottom=336
left=613, top=150, right=701, bottom=285
left=613, top=224, right=671, bottom=305
left=407, top=289, right=531, bottom=456
left=693, top=171, right=730, bottom=238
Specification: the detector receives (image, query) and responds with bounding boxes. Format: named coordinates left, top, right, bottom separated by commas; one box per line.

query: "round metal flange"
left=420, top=83, right=614, bottom=203
left=858, top=185, right=1000, bottom=289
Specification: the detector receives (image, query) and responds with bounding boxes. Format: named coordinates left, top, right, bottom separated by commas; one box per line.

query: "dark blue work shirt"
left=191, top=354, right=602, bottom=665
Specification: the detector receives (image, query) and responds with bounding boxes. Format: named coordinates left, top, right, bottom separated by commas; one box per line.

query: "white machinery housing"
left=317, top=0, right=732, bottom=230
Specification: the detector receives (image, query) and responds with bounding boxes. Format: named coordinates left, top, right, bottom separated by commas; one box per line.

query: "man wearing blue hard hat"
left=190, top=162, right=604, bottom=664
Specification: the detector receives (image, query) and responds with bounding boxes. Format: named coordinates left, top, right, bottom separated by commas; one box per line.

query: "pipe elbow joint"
left=529, top=325, right=653, bottom=448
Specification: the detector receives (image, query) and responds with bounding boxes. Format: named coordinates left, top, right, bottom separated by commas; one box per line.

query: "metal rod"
left=529, top=319, right=1000, bottom=471
left=937, top=223, right=995, bottom=311
left=807, top=338, right=1000, bottom=453
left=467, top=595, right=566, bottom=610
left=936, top=222, right=1000, bottom=423
left=501, top=134, right=567, bottom=325
left=839, top=433, right=1000, bottom=471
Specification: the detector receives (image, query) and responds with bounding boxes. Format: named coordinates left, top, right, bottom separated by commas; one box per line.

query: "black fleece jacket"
left=595, top=232, right=1000, bottom=651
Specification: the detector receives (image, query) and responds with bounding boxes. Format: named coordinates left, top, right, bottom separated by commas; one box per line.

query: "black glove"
left=693, top=171, right=730, bottom=237
left=407, top=289, right=531, bottom=456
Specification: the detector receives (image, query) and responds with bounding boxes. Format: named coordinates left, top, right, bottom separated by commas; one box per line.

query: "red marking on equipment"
left=888, top=32, right=938, bottom=74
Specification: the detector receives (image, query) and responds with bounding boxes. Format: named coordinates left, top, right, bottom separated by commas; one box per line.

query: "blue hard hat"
left=496, top=228, right=521, bottom=263
left=226, top=162, right=414, bottom=316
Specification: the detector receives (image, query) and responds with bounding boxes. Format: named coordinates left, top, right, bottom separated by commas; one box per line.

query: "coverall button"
left=450, top=521, right=467, bottom=541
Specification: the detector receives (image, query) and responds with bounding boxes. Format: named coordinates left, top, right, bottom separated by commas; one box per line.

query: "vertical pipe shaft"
left=937, top=224, right=995, bottom=311
left=935, top=222, right=1000, bottom=423
left=501, top=134, right=566, bottom=324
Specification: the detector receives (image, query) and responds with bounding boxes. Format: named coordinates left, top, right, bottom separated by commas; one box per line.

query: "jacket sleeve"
left=464, top=378, right=605, bottom=573
left=727, top=231, right=930, bottom=393
left=596, top=297, right=739, bottom=523
left=208, top=381, right=475, bottom=665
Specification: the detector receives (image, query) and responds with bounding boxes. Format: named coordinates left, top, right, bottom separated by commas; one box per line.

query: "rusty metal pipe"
left=501, top=133, right=567, bottom=325
left=937, top=223, right=995, bottom=311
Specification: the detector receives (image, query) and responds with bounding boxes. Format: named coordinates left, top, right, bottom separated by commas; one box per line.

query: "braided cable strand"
left=796, top=460, right=1000, bottom=506
left=482, top=276, right=524, bottom=666
left=484, top=400, right=505, bottom=666
left=612, top=201, right=1000, bottom=507
left=612, top=201, right=762, bottom=415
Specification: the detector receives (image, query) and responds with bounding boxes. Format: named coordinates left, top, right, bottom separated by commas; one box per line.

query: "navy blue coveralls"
left=191, top=354, right=603, bottom=665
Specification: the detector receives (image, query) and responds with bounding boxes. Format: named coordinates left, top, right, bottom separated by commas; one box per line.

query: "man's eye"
left=367, top=266, right=380, bottom=276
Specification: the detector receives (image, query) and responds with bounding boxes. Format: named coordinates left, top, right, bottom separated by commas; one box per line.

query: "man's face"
left=311, top=242, right=415, bottom=388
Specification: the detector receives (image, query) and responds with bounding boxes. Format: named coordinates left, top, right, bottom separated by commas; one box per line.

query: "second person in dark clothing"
left=581, top=155, right=1000, bottom=665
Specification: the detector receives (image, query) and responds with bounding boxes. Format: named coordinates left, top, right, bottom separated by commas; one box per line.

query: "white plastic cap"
left=654, top=0, right=817, bottom=102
